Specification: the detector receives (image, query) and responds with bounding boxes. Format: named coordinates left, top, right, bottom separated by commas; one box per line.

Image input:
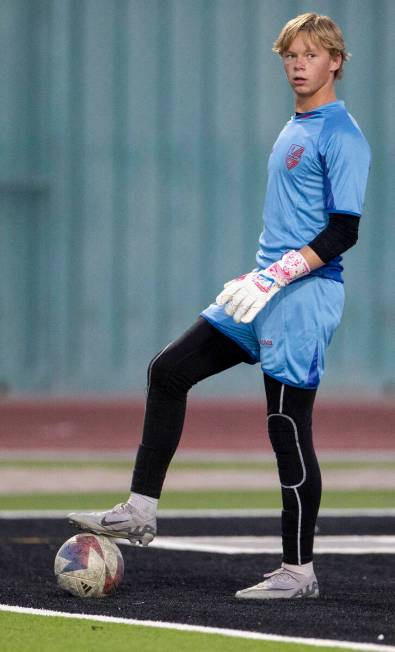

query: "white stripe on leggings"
left=146, top=342, right=172, bottom=395
left=279, top=383, right=285, bottom=414
left=294, top=487, right=302, bottom=565
left=142, top=342, right=173, bottom=426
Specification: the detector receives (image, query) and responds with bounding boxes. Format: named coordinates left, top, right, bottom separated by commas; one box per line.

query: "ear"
left=329, top=53, right=342, bottom=73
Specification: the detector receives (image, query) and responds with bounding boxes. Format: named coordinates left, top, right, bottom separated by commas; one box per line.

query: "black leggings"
left=131, top=317, right=321, bottom=564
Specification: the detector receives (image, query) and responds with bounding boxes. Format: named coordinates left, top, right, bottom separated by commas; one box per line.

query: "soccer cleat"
left=68, top=502, right=156, bottom=546
left=235, top=565, right=319, bottom=600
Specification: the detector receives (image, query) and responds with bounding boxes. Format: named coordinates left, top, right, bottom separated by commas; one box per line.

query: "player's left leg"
left=236, top=374, right=320, bottom=599
left=236, top=276, right=344, bottom=599
left=266, top=374, right=321, bottom=567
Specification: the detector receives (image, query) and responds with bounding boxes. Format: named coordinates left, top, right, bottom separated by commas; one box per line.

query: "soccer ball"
left=54, top=533, right=124, bottom=598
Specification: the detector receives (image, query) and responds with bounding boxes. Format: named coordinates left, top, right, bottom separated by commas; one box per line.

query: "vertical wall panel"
left=0, top=0, right=394, bottom=395
left=380, top=0, right=395, bottom=392
left=212, top=0, right=247, bottom=286
left=64, top=1, right=87, bottom=382
left=197, top=0, right=218, bottom=309
left=0, top=0, right=51, bottom=391
left=166, top=0, right=204, bottom=340
left=110, top=0, right=131, bottom=372
left=49, top=0, right=74, bottom=391
left=121, top=0, right=162, bottom=380
left=79, top=0, right=117, bottom=386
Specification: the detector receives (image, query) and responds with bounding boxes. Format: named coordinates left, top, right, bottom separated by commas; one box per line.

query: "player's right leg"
left=69, top=316, right=254, bottom=544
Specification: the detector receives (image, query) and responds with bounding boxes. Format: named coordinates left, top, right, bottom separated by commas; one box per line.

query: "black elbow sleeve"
left=308, top=214, right=360, bottom=263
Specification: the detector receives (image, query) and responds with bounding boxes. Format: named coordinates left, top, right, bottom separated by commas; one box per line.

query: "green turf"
left=1, top=489, right=394, bottom=511
left=1, top=458, right=395, bottom=471
left=0, top=611, right=365, bottom=652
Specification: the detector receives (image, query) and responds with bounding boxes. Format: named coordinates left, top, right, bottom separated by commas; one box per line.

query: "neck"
left=295, top=87, right=337, bottom=113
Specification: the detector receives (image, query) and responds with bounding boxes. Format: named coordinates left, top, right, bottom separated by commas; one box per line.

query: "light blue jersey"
left=201, top=99, right=371, bottom=388
left=256, top=100, right=371, bottom=282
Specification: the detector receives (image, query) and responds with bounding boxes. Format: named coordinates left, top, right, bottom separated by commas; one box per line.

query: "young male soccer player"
left=69, top=13, right=371, bottom=599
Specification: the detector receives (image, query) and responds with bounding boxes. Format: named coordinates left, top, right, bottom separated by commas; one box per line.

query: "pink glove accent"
left=266, top=250, right=310, bottom=287
left=253, top=278, right=277, bottom=294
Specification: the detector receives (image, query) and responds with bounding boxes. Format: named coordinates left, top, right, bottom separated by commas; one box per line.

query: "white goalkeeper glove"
left=216, top=250, right=310, bottom=323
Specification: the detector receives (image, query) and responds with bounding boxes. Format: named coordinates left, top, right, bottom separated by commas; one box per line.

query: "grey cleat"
left=235, top=565, right=319, bottom=600
left=68, top=502, right=156, bottom=546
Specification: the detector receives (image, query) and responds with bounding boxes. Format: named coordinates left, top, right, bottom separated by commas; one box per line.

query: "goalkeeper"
left=70, top=13, right=371, bottom=599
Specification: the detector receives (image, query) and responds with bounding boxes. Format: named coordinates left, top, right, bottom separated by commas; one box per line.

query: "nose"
left=294, top=56, right=306, bottom=69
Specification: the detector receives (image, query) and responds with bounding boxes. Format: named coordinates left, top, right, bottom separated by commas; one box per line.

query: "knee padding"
left=147, top=346, right=191, bottom=397
left=268, top=413, right=306, bottom=488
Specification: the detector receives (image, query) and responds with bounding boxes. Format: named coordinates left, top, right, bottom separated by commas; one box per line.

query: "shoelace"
left=262, top=567, right=302, bottom=584
left=110, top=502, right=132, bottom=514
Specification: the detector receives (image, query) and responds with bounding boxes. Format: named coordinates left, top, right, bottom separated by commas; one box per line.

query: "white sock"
left=127, top=492, right=158, bottom=516
left=282, top=561, right=314, bottom=577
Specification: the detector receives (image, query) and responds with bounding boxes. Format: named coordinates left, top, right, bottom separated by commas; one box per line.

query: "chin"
left=294, top=88, right=311, bottom=96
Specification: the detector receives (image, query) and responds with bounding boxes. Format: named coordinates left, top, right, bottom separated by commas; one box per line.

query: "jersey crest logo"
left=286, top=144, right=305, bottom=170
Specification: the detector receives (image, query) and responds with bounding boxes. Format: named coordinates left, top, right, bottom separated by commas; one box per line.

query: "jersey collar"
left=293, top=100, right=345, bottom=120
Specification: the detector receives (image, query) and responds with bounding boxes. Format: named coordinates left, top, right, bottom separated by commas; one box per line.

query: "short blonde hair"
left=273, top=13, right=350, bottom=79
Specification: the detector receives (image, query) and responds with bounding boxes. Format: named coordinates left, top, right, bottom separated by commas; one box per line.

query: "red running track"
left=0, top=396, right=394, bottom=454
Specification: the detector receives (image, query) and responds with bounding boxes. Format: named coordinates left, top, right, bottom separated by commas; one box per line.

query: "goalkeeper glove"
left=216, top=250, right=310, bottom=323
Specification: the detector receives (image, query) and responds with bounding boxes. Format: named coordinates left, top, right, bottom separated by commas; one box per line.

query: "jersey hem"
left=262, top=369, right=319, bottom=390
left=199, top=314, right=258, bottom=365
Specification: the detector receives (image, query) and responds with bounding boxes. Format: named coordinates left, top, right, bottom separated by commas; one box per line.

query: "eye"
left=284, top=53, right=295, bottom=60
left=307, top=53, right=316, bottom=59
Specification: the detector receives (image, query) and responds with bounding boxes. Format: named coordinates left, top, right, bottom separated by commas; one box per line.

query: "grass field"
left=0, top=610, right=369, bottom=652
left=1, top=489, right=394, bottom=511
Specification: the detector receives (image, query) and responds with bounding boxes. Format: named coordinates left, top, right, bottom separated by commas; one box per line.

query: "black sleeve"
left=308, top=213, right=360, bottom=263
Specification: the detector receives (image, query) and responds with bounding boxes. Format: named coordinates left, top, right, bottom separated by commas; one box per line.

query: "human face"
left=282, top=33, right=341, bottom=111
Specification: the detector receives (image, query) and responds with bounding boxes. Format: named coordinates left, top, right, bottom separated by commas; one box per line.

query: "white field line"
left=0, top=604, right=392, bottom=652
left=120, top=535, right=395, bottom=555
left=1, top=508, right=395, bottom=519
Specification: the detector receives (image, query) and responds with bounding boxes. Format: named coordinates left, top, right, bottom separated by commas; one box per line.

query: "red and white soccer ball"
left=54, top=533, right=124, bottom=598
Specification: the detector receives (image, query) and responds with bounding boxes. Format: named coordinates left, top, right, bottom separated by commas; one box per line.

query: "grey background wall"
left=0, top=0, right=394, bottom=396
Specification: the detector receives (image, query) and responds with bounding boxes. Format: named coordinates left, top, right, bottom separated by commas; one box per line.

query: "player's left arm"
left=217, top=213, right=359, bottom=323
left=302, top=211, right=361, bottom=268
left=298, top=245, right=323, bottom=271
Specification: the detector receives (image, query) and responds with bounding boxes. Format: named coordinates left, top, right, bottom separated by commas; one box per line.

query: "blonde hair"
left=273, top=13, right=350, bottom=79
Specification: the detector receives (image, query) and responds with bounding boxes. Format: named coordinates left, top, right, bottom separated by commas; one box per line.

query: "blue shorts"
left=201, top=276, right=344, bottom=389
